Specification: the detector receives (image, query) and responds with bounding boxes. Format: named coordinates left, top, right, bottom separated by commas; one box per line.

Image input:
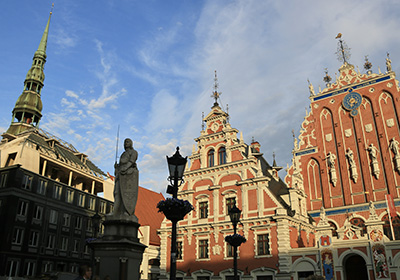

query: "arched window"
left=383, top=214, right=400, bottom=240
left=218, top=147, right=226, bottom=165
left=350, top=218, right=367, bottom=236
left=207, top=149, right=214, bottom=167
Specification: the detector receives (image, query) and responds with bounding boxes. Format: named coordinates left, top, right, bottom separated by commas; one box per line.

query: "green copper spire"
left=5, top=7, right=53, bottom=136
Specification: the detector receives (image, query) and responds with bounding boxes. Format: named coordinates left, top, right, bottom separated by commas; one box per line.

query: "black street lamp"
left=229, top=205, right=242, bottom=280
left=166, top=147, right=187, bottom=280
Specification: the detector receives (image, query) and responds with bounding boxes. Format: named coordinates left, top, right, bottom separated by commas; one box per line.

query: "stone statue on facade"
left=308, top=79, right=315, bottom=96
left=389, top=137, right=400, bottom=173
left=369, top=201, right=378, bottom=220
left=345, top=148, right=358, bottom=183
left=386, top=53, right=392, bottom=72
left=325, top=152, right=337, bottom=186
left=112, top=138, right=139, bottom=221
left=367, top=143, right=380, bottom=179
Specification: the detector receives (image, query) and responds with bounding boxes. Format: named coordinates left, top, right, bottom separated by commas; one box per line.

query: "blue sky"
left=1, top=1, right=400, bottom=195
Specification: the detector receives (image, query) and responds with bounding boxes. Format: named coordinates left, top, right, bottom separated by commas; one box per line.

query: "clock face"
left=343, top=91, right=362, bottom=111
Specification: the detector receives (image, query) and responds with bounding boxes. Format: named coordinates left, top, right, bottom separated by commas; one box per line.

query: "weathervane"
left=335, top=33, right=351, bottom=64
left=211, top=70, right=221, bottom=106
left=201, top=112, right=205, bottom=131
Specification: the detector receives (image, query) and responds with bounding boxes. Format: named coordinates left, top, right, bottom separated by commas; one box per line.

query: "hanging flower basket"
left=225, top=234, right=246, bottom=247
left=157, top=198, right=194, bottom=221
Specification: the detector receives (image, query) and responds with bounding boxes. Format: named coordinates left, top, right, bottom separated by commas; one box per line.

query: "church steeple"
left=5, top=7, right=53, bottom=136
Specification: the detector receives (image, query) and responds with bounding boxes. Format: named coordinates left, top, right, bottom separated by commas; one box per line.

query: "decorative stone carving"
left=345, top=148, right=358, bottom=183
left=344, top=129, right=352, bottom=137
left=308, top=79, right=315, bottom=96
left=111, top=138, right=139, bottom=222
left=325, top=133, right=332, bottom=142
left=386, top=53, right=392, bottom=72
left=367, top=143, right=380, bottom=179
left=325, top=152, right=337, bottom=186
left=318, top=207, right=329, bottom=226
left=368, top=201, right=378, bottom=220
left=386, top=118, right=394, bottom=127
left=365, top=124, right=373, bottom=133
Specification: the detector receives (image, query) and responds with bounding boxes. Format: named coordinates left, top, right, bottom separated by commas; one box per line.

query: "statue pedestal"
left=92, top=218, right=146, bottom=280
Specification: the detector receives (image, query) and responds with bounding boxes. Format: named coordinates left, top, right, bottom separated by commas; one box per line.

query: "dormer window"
left=218, top=147, right=226, bottom=164
left=208, top=149, right=215, bottom=167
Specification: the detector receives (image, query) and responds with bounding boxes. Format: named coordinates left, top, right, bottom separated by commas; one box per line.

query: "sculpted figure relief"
left=112, top=138, right=139, bottom=221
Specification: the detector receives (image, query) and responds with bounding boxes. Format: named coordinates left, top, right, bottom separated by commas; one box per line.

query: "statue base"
left=92, top=219, right=146, bottom=280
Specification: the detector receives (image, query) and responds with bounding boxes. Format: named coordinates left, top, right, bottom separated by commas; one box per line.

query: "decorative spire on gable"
left=211, top=70, right=221, bottom=107
left=5, top=6, right=53, bottom=137
left=335, top=33, right=351, bottom=64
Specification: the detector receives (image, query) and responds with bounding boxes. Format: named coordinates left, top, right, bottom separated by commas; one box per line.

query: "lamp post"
left=229, top=206, right=241, bottom=280
left=166, top=147, right=187, bottom=280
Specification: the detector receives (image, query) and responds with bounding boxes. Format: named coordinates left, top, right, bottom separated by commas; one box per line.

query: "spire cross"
left=211, top=70, right=221, bottom=105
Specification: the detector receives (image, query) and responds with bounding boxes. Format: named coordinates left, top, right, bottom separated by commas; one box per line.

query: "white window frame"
left=24, top=260, right=36, bottom=277
left=73, top=240, right=80, bottom=252
left=196, top=237, right=210, bottom=261
left=47, top=234, right=55, bottom=249
left=75, top=216, right=82, bottom=229
left=254, top=231, right=272, bottom=258
left=49, top=210, right=58, bottom=224
left=7, top=259, right=20, bottom=277
left=29, top=231, right=39, bottom=247
left=78, top=193, right=85, bottom=207
left=17, top=200, right=28, bottom=217
left=37, top=179, right=48, bottom=195
left=66, top=189, right=74, bottom=203
left=22, top=174, right=33, bottom=190
left=53, top=185, right=62, bottom=199
left=12, top=228, right=24, bottom=245
left=89, top=197, right=96, bottom=210
left=33, top=205, right=43, bottom=220
left=100, top=201, right=107, bottom=213
left=61, top=237, right=69, bottom=251
left=63, top=213, right=71, bottom=227
left=0, top=172, right=8, bottom=187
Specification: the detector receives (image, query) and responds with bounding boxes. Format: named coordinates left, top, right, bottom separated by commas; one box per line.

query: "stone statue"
left=326, top=152, right=336, bottom=168
left=389, top=137, right=400, bottom=156
left=386, top=53, right=392, bottom=72
left=112, top=138, right=139, bottom=221
left=346, top=148, right=358, bottom=183
left=308, top=79, right=315, bottom=96
left=367, top=143, right=380, bottom=179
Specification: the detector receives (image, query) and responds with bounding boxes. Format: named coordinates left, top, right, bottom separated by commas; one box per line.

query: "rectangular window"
left=43, top=262, right=53, bottom=272
left=63, top=213, right=71, bottom=227
left=49, top=210, right=58, bottom=224
left=73, top=240, right=80, bottom=252
left=226, top=197, right=236, bottom=213
left=199, top=201, right=208, bottom=219
left=24, top=261, right=36, bottom=277
left=77, top=193, right=85, bottom=207
left=87, top=219, right=93, bottom=232
left=88, top=197, right=96, bottom=210
left=33, top=205, right=43, bottom=220
left=0, top=172, right=8, bottom=187
left=257, top=234, right=270, bottom=255
left=66, top=189, right=74, bottom=203
left=12, top=228, right=24, bottom=245
left=53, top=185, right=62, bottom=199
left=84, top=244, right=90, bottom=254
left=37, top=179, right=48, bottom=195
left=22, top=174, right=33, bottom=190
left=75, top=216, right=82, bottom=229
left=61, top=237, right=69, bottom=251
left=29, top=231, right=39, bottom=247
left=17, top=200, right=28, bottom=217
left=100, top=201, right=107, bottom=213
left=7, top=260, right=20, bottom=277
left=47, top=234, right=55, bottom=249
left=199, top=239, right=208, bottom=259
left=177, top=241, right=183, bottom=260
left=227, top=243, right=234, bottom=258
left=5, top=152, right=17, bottom=167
